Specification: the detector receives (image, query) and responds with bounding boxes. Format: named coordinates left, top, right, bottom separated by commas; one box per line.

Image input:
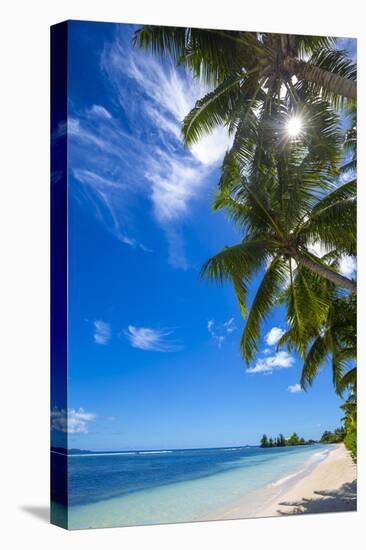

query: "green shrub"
left=344, top=428, right=357, bottom=462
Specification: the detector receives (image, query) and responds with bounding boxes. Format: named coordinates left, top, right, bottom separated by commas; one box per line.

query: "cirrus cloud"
left=68, top=27, right=232, bottom=270
left=208, top=317, right=237, bottom=348
left=126, top=325, right=183, bottom=352
left=94, top=320, right=111, bottom=345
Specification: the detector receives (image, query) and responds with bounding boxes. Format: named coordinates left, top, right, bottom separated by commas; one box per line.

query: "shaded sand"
left=257, top=444, right=356, bottom=517
left=211, top=444, right=356, bottom=521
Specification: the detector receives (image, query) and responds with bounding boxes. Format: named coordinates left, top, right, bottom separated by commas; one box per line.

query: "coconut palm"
left=134, top=27, right=356, bottom=150
left=134, top=27, right=356, bottom=96
left=136, top=24, right=357, bottom=370
left=279, top=259, right=357, bottom=428
left=201, top=144, right=356, bottom=362
left=279, top=272, right=356, bottom=394
left=300, top=295, right=356, bottom=394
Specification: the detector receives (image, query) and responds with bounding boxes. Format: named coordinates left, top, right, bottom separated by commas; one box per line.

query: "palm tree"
left=282, top=287, right=356, bottom=393
left=201, top=145, right=356, bottom=362
left=134, top=27, right=356, bottom=150
left=278, top=248, right=357, bottom=459
left=134, top=27, right=356, bottom=97
left=301, top=297, right=356, bottom=394
left=272, top=234, right=356, bottom=391
left=136, top=24, right=357, bottom=368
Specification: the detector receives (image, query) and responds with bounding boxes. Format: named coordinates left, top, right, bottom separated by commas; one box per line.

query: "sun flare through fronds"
left=286, top=116, right=303, bottom=138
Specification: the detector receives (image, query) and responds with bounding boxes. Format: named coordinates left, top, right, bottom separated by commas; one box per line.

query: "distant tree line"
left=320, top=424, right=356, bottom=460
left=260, top=427, right=354, bottom=454
left=319, top=427, right=346, bottom=444
left=260, top=433, right=316, bottom=448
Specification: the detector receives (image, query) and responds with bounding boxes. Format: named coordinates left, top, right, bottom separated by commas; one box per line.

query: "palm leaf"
left=182, top=74, right=243, bottom=145
left=240, top=255, right=287, bottom=362
left=201, top=237, right=276, bottom=318
left=301, top=334, right=329, bottom=389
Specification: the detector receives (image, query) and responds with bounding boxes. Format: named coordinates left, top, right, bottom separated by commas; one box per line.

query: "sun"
left=286, top=116, right=303, bottom=138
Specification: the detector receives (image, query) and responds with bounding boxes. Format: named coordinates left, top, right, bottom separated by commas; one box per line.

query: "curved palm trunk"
left=292, top=250, right=357, bottom=293
left=284, top=57, right=357, bottom=100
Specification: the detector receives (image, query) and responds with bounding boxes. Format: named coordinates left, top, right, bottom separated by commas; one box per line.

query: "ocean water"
left=53, top=444, right=332, bottom=529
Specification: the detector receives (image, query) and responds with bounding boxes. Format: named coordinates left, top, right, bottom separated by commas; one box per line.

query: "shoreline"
left=211, top=444, right=356, bottom=520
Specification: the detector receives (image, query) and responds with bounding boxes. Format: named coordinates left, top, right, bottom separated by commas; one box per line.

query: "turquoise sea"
left=52, top=444, right=332, bottom=529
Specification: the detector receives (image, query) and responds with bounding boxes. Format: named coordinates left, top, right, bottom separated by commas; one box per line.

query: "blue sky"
left=51, top=21, right=356, bottom=451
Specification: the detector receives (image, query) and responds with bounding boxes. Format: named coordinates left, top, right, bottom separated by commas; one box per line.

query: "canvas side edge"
left=50, top=21, right=69, bottom=530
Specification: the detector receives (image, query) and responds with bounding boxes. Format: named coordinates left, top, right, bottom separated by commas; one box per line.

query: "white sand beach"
left=213, top=444, right=356, bottom=521
left=258, top=444, right=356, bottom=517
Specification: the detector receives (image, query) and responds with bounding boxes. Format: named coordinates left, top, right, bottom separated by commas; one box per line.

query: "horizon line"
left=51, top=441, right=320, bottom=456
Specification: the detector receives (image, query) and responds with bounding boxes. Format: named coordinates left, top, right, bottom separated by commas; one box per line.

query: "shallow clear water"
left=55, top=444, right=332, bottom=529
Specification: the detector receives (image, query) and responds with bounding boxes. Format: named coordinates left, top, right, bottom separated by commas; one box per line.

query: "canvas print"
left=50, top=20, right=357, bottom=530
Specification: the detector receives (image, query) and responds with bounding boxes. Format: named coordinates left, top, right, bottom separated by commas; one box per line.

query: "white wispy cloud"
left=117, top=47, right=232, bottom=165
left=145, top=149, right=207, bottom=223
left=288, top=383, right=303, bottom=393
left=247, top=351, right=294, bottom=374
left=102, top=34, right=232, bottom=270
left=139, top=243, right=153, bottom=253
left=223, top=318, right=236, bottom=334
left=94, top=320, right=111, bottom=345
left=208, top=317, right=237, bottom=348
left=87, top=104, right=112, bottom=119
left=72, top=168, right=136, bottom=246
left=265, top=327, right=285, bottom=346
left=66, top=28, right=232, bottom=269
left=68, top=113, right=147, bottom=247
left=164, top=226, right=189, bottom=270
left=126, top=325, right=183, bottom=352
left=51, top=408, right=96, bottom=434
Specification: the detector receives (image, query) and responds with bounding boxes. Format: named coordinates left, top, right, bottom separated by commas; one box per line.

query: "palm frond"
left=295, top=47, right=356, bottom=106
left=284, top=264, right=329, bottom=356
left=301, top=180, right=356, bottom=254
left=297, top=35, right=335, bottom=57
left=134, top=26, right=250, bottom=85
left=240, top=255, right=287, bottom=362
left=182, top=74, right=243, bottom=145
left=201, top=237, right=276, bottom=318
left=337, top=367, right=357, bottom=395
left=301, top=334, right=329, bottom=389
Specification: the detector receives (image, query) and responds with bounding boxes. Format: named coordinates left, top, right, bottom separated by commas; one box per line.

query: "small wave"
left=68, top=450, right=176, bottom=457
left=138, top=450, right=173, bottom=455
left=121, top=452, right=138, bottom=455
left=270, top=471, right=302, bottom=487
left=271, top=449, right=329, bottom=487
left=70, top=452, right=138, bottom=457
left=309, top=450, right=329, bottom=462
